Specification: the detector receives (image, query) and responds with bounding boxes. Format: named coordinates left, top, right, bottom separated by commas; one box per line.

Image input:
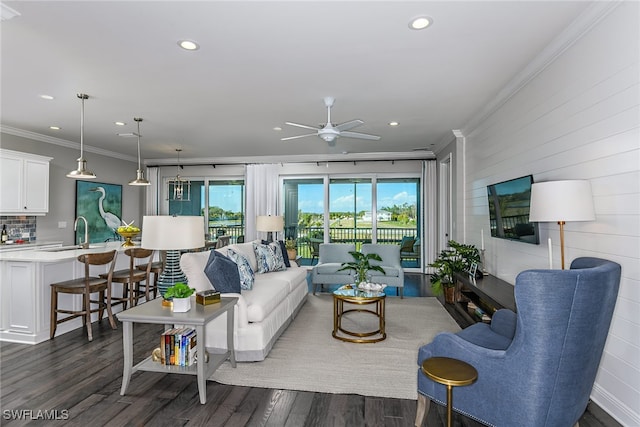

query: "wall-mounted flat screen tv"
left=487, top=175, right=539, bottom=244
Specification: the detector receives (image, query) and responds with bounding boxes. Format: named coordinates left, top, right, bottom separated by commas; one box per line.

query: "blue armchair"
left=416, top=257, right=621, bottom=427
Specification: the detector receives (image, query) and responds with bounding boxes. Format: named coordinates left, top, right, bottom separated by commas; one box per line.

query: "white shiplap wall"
left=454, top=3, right=639, bottom=425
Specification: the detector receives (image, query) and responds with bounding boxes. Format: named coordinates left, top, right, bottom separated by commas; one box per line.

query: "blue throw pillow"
left=227, top=248, right=255, bottom=290
left=261, top=239, right=291, bottom=267
left=204, top=251, right=241, bottom=293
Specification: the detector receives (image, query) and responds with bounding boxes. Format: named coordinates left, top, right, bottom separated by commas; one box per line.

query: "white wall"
left=0, top=133, right=144, bottom=245
left=447, top=3, right=639, bottom=425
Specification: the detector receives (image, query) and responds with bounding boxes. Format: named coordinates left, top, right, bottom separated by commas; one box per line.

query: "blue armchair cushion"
left=204, top=250, right=241, bottom=293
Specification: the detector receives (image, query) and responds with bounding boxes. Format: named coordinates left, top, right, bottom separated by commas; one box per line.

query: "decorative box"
left=196, top=290, right=221, bottom=305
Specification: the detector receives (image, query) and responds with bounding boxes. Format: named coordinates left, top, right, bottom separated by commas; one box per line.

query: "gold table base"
left=332, top=289, right=386, bottom=343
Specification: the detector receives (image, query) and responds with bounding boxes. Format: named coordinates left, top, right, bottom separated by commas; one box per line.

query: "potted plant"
left=285, top=238, right=297, bottom=260
left=164, top=282, right=195, bottom=312
left=338, top=251, right=386, bottom=286
left=429, top=240, right=480, bottom=303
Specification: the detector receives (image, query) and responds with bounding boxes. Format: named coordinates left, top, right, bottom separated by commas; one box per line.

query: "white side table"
left=116, top=296, right=237, bottom=404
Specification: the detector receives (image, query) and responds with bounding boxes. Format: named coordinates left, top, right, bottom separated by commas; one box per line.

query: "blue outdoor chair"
left=416, top=257, right=621, bottom=427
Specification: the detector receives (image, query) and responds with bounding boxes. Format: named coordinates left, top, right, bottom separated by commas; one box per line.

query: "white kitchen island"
left=0, top=241, right=145, bottom=344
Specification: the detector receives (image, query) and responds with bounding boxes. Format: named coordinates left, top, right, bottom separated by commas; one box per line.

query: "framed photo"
left=469, top=262, right=478, bottom=279
left=75, top=181, right=122, bottom=244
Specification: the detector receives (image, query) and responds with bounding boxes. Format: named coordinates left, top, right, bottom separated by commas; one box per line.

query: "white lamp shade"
left=529, top=180, right=595, bottom=222
left=141, top=215, right=204, bottom=250
left=256, top=215, right=284, bottom=232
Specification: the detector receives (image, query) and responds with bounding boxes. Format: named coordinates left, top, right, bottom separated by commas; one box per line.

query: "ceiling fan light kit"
left=282, top=97, right=380, bottom=146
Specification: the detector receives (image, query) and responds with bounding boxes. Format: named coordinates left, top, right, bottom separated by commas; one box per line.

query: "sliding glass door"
left=329, top=178, right=372, bottom=249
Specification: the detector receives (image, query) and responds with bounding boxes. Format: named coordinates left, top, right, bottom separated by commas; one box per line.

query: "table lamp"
left=256, top=215, right=283, bottom=243
left=141, top=215, right=204, bottom=297
left=529, top=180, right=595, bottom=269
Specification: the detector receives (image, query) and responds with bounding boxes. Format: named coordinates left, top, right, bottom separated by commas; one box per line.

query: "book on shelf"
left=159, top=327, right=197, bottom=366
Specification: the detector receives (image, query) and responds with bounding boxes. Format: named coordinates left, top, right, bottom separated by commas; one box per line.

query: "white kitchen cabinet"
left=0, top=149, right=52, bottom=215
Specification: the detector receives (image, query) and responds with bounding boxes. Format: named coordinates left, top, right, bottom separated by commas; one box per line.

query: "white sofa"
left=180, top=240, right=308, bottom=361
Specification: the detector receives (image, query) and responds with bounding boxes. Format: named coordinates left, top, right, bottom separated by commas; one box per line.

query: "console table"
left=453, top=273, right=516, bottom=327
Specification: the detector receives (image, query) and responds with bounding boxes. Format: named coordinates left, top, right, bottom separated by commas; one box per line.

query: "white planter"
left=172, top=297, right=191, bottom=313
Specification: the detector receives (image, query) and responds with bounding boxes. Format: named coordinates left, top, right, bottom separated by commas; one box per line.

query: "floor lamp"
left=256, top=215, right=283, bottom=243
left=529, top=180, right=595, bottom=269
left=141, top=215, right=204, bottom=297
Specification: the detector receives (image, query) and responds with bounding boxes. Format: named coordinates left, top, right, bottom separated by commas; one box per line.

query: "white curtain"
left=146, top=166, right=159, bottom=215
left=422, top=160, right=437, bottom=274
left=245, top=163, right=281, bottom=241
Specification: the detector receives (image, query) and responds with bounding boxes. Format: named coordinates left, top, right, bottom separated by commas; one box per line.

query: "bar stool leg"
left=50, top=287, right=57, bottom=339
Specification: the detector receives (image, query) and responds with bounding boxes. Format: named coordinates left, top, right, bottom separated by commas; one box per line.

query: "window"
left=207, top=180, right=245, bottom=241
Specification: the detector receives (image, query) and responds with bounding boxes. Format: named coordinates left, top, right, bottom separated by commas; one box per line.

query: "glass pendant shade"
left=67, top=93, right=96, bottom=179
left=128, top=117, right=150, bottom=186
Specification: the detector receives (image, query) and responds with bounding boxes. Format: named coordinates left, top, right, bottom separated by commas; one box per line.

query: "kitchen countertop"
left=0, top=241, right=63, bottom=252
left=0, top=241, right=130, bottom=262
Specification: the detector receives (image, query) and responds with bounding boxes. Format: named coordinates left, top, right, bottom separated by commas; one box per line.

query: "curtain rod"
left=147, top=158, right=432, bottom=168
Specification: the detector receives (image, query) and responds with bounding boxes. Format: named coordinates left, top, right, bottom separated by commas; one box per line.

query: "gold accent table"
left=332, top=286, right=386, bottom=343
left=421, top=357, right=478, bottom=427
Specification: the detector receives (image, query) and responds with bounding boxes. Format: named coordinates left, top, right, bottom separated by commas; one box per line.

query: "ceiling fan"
left=281, top=97, right=381, bottom=146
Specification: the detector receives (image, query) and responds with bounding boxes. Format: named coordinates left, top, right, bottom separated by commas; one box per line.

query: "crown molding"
left=1, top=125, right=137, bottom=162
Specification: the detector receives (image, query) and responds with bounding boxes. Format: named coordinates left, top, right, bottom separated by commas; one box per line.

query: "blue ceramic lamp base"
left=157, top=250, right=188, bottom=298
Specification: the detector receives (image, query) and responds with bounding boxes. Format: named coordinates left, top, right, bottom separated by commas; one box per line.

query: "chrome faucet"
left=74, top=216, right=89, bottom=249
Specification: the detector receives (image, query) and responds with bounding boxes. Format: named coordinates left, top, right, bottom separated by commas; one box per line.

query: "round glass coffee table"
left=332, top=285, right=386, bottom=343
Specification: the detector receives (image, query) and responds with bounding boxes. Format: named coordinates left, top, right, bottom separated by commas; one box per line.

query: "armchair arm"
left=490, top=309, right=517, bottom=339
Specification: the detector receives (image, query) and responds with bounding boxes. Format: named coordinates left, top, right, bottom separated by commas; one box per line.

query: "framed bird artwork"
left=75, top=181, right=123, bottom=244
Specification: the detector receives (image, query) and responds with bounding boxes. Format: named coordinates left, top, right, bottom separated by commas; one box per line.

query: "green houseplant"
left=429, top=240, right=480, bottom=302
left=285, top=238, right=297, bottom=259
left=164, top=282, right=195, bottom=312
left=338, top=251, right=386, bottom=285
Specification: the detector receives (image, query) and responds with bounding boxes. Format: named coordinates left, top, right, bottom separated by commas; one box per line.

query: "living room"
left=0, top=1, right=638, bottom=426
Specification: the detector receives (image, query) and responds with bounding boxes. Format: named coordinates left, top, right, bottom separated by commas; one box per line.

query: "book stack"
left=467, top=302, right=491, bottom=323
left=160, top=328, right=197, bottom=366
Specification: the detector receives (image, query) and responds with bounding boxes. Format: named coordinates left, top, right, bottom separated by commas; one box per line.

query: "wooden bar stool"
left=419, top=357, right=478, bottom=427
left=50, top=250, right=118, bottom=341
left=102, top=248, right=154, bottom=309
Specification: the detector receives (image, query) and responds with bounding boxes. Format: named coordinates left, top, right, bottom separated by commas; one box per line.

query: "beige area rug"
left=211, top=294, right=460, bottom=400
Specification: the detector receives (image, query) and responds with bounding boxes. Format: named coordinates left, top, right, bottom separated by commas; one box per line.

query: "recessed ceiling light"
left=178, top=40, right=199, bottom=51
left=39, top=94, right=54, bottom=100
left=273, top=126, right=282, bottom=131
left=49, top=126, right=60, bottom=130
left=409, top=16, right=433, bottom=30
left=114, top=121, right=126, bottom=126
left=389, top=121, right=399, bottom=126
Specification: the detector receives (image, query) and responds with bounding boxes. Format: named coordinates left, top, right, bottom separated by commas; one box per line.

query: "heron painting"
left=75, top=181, right=122, bottom=243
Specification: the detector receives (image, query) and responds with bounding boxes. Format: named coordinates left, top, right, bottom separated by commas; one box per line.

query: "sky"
left=206, top=181, right=417, bottom=214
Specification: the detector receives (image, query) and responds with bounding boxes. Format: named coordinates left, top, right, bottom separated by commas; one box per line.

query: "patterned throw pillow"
left=253, top=241, right=287, bottom=273
left=204, top=250, right=241, bottom=293
left=227, top=248, right=255, bottom=290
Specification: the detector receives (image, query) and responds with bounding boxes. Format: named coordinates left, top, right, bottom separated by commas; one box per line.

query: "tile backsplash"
left=0, top=216, right=36, bottom=242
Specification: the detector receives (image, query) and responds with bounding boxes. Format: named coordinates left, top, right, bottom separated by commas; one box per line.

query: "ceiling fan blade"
left=285, top=122, right=320, bottom=131
left=340, top=131, right=381, bottom=141
left=335, top=119, right=364, bottom=132
left=281, top=133, right=317, bottom=141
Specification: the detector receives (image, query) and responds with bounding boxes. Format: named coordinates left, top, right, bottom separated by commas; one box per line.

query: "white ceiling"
left=1, top=1, right=594, bottom=165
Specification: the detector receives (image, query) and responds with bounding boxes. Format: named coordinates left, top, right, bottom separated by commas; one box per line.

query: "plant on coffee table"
left=338, top=251, right=386, bottom=285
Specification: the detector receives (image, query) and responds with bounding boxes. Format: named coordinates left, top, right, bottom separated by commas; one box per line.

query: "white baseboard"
left=591, top=383, right=640, bottom=427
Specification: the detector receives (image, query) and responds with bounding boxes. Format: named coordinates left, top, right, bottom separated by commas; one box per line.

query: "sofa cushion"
left=243, top=278, right=291, bottom=323
left=204, top=250, right=241, bottom=293
left=221, top=241, right=259, bottom=272
left=315, top=262, right=352, bottom=275
left=262, top=239, right=291, bottom=268
left=258, top=265, right=307, bottom=293
left=253, top=241, right=287, bottom=273
left=180, top=251, right=214, bottom=293
left=227, top=248, right=255, bottom=290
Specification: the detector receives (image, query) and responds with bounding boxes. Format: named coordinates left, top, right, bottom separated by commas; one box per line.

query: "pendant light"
left=168, top=149, right=190, bottom=201
left=128, top=117, right=150, bottom=186
left=66, top=93, right=96, bottom=179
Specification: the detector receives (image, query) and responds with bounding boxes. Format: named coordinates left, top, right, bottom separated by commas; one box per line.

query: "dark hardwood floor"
left=0, top=273, right=621, bottom=426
